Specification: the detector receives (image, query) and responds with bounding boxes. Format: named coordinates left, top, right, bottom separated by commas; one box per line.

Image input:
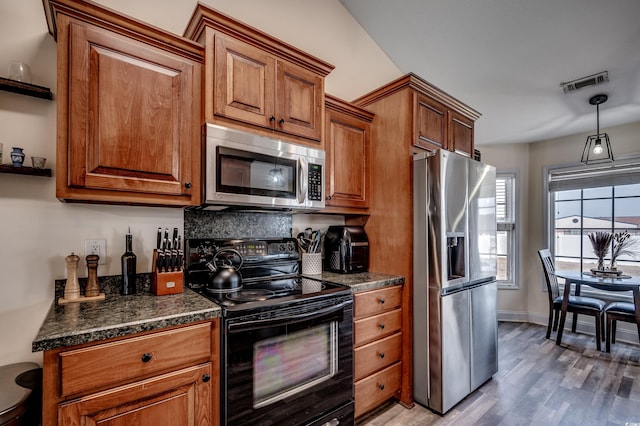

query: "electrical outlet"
left=85, top=239, right=106, bottom=265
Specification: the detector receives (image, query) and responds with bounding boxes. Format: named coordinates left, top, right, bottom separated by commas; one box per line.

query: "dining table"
left=553, top=270, right=640, bottom=348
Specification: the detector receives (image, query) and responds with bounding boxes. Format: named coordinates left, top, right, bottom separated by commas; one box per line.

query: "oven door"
left=223, top=297, right=354, bottom=426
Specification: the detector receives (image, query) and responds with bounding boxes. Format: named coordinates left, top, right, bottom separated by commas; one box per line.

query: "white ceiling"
left=340, top=0, right=640, bottom=146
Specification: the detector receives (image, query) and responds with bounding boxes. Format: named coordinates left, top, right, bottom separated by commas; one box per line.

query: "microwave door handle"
left=297, top=157, right=308, bottom=204
left=227, top=300, right=352, bottom=334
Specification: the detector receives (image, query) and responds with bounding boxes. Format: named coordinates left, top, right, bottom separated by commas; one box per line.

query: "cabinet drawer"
left=59, top=323, right=212, bottom=397
left=354, top=286, right=402, bottom=318
left=354, top=333, right=401, bottom=381
left=354, top=308, right=401, bottom=347
left=354, top=362, right=401, bottom=418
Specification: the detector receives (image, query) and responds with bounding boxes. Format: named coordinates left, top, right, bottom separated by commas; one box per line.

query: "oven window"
left=218, top=146, right=296, bottom=197
left=253, top=322, right=337, bottom=408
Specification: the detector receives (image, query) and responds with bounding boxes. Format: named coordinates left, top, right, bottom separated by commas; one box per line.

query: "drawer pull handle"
left=378, top=383, right=385, bottom=391
left=379, top=298, right=385, bottom=304
left=202, top=374, right=211, bottom=383
left=378, top=352, right=385, bottom=359
left=378, top=323, right=385, bottom=330
left=141, top=353, right=153, bottom=363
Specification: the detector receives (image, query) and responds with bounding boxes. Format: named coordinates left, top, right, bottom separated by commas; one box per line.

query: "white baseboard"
left=498, top=310, right=639, bottom=345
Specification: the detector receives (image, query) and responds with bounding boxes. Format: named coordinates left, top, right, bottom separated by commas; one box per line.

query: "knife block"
left=151, top=249, right=184, bottom=296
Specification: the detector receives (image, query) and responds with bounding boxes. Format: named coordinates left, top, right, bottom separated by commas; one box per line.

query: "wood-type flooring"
left=357, top=321, right=640, bottom=426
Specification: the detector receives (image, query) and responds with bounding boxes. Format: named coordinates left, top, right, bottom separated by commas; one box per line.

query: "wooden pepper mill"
left=85, top=254, right=100, bottom=297
left=58, top=253, right=106, bottom=305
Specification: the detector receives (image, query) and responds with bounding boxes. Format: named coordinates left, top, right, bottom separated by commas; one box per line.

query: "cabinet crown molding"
left=43, top=0, right=204, bottom=62
left=353, top=73, right=481, bottom=121
left=183, top=2, right=334, bottom=77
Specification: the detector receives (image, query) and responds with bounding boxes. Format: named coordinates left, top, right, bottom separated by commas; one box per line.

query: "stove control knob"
left=287, top=242, right=296, bottom=252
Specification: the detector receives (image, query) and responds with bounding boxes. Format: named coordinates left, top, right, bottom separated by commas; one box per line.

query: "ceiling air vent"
left=561, top=71, right=609, bottom=93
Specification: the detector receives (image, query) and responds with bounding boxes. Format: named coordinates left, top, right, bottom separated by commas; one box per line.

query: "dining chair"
left=605, top=301, right=637, bottom=352
left=538, top=249, right=606, bottom=350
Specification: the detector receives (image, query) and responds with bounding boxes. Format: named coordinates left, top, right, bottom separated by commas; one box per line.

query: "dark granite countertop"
left=302, top=271, right=404, bottom=292
left=32, top=275, right=221, bottom=352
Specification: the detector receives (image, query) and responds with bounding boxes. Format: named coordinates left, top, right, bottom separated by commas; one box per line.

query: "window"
left=496, top=172, right=518, bottom=287
left=546, top=159, right=640, bottom=294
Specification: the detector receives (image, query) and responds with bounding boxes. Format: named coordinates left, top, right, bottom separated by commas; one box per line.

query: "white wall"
left=0, top=0, right=400, bottom=366
left=478, top=143, right=529, bottom=315
left=482, top=120, right=640, bottom=325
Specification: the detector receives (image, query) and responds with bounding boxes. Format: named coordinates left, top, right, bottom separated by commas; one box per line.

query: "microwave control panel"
left=308, top=164, right=323, bottom=201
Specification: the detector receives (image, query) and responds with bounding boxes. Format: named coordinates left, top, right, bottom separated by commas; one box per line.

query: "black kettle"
left=205, top=249, right=243, bottom=293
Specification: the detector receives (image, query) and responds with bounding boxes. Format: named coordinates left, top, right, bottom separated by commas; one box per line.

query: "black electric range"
left=185, top=238, right=352, bottom=316
left=185, top=238, right=355, bottom=426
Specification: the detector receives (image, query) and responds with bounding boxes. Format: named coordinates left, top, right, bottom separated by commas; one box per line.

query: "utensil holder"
left=302, top=253, right=322, bottom=275
left=151, top=249, right=184, bottom=296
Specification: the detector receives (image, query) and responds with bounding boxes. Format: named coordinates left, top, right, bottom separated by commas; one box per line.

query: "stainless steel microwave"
left=204, top=124, right=325, bottom=210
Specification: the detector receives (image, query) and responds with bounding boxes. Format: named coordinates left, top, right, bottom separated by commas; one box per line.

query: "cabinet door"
left=449, top=111, right=474, bottom=157
left=64, top=18, right=199, bottom=205
left=414, top=93, right=447, bottom=152
left=214, top=34, right=276, bottom=129
left=325, top=108, right=369, bottom=209
left=276, top=61, right=323, bottom=142
left=58, top=363, right=211, bottom=426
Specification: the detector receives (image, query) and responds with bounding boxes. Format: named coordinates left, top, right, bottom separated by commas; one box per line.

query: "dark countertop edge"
left=302, top=271, right=405, bottom=292
left=32, top=306, right=222, bottom=353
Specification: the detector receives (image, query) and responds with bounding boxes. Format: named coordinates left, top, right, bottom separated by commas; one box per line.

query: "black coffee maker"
left=323, top=226, right=369, bottom=274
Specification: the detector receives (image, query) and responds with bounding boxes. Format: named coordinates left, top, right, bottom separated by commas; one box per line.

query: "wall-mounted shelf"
left=0, top=164, right=52, bottom=177
left=0, top=77, right=53, bottom=100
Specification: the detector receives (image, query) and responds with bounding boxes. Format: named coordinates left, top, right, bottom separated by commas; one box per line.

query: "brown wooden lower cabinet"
left=353, top=285, right=403, bottom=418
left=58, top=363, right=211, bottom=425
left=354, top=362, right=402, bottom=418
left=42, top=320, right=220, bottom=426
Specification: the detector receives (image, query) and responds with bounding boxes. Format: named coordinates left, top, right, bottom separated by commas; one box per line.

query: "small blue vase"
left=10, top=147, right=25, bottom=167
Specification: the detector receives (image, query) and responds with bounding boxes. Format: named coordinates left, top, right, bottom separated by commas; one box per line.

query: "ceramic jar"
left=10, top=147, right=25, bottom=167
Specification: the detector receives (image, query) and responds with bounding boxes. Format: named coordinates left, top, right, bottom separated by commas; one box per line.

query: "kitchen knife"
left=164, top=228, right=169, bottom=246
left=172, top=227, right=179, bottom=249
left=157, top=250, right=164, bottom=272
left=171, top=241, right=178, bottom=272
left=156, top=227, right=162, bottom=250
left=167, top=240, right=174, bottom=272
left=176, top=236, right=182, bottom=271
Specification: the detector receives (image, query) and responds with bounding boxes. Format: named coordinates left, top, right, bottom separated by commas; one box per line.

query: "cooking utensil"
left=156, top=227, right=162, bottom=250
left=206, top=248, right=244, bottom=292
left=172, top=227, right=179, bottom=248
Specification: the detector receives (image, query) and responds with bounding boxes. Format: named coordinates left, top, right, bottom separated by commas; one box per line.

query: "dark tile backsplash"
left=54, top=274, right=151, bottom=299
left=184, top=210, right=292, bottom=239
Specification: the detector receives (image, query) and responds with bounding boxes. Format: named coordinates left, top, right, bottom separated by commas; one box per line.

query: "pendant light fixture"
left=581, top=94, right=614, bottom=165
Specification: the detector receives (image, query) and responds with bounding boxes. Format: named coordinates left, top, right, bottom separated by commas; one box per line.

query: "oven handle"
left=228, top=299, right=352, bottom=334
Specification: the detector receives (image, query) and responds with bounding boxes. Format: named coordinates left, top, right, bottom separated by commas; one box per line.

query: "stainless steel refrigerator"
left=413, top=149, right=498, bottom=414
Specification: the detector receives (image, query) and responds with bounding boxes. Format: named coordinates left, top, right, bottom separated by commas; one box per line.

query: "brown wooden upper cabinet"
left=415, top=94, right=475, bottom=156
left=44, top=0, right=203, bottom=206
left=324, top=95, right=374, bottom=213
left=414, top=89, right=477, bottom=157
left=183, top=4, right=334, bottom=147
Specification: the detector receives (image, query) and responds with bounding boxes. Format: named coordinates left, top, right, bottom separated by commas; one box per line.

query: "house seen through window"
left=548, top=160, right=640, bottom=277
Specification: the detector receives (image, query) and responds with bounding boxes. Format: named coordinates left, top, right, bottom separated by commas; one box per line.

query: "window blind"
left=496, top=176, right=513, bottom=222
left=548, top=159, right=640, bottom=192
